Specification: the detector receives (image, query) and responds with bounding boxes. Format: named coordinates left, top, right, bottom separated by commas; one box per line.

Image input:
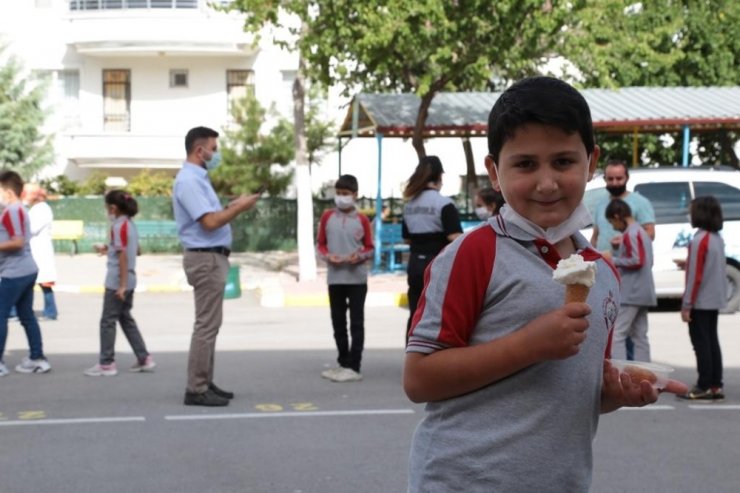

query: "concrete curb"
left=45, top=283, right=409, bottom=308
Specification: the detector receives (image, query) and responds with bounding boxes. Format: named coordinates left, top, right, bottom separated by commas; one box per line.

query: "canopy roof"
left=339, top=87, right=740, bottom=138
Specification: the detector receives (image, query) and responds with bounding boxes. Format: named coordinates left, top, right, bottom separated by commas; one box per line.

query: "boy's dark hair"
left=335, top=174, right=359, bottom=193
left=105, top=189, right=139, bottom=218
left=403, top=155, right=445, bottom=200
left=477, top=187, right=506, bottom=210
left=185, top=126, right=219, bottom=154
left=487, top=76, right=595, bottom=164
left=0, top=170, right=24, bottom=197
left=605, top=159, right=629, bottom=178
left=604, top=198, right=633, bottom=220
left=691, top=196, right=723, bottom=232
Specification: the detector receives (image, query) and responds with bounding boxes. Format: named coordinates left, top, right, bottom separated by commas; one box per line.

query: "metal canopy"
left=340, top=86, right=740, bottom=273
left=339, top=87, right=740, bottom=138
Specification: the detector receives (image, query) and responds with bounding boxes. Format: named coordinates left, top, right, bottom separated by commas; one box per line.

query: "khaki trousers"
left=183, top=251, right=230, bottom=393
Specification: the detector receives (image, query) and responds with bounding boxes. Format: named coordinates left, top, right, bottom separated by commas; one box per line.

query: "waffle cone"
left=565, top=283, right=590, bottom=303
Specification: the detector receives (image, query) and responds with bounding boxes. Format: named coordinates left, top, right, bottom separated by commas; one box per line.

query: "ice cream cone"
left=565, top=283, right=590, bottom=303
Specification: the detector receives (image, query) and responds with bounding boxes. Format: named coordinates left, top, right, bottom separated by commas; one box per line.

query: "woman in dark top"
left=401, top=156, right=463, bottom=338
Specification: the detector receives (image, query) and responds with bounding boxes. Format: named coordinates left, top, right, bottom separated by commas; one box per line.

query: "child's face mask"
left=334, top=195, right=355, bottom=210
left=475, top=206, right=492, bottom=221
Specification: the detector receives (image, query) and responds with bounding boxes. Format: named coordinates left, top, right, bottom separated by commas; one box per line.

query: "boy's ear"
left=484, top=155, right=502, bottom=192
left=587, top=145, right=600, bottom=181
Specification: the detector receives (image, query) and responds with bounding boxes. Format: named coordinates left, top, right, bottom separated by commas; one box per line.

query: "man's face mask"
left=202, top=148, right=222, bottom=171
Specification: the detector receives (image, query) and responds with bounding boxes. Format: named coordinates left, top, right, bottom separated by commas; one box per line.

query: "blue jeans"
left=0, top=272, right=45, bottom=362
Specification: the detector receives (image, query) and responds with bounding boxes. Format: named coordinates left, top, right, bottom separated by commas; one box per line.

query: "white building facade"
left=2, top=0, right=488, bottom=198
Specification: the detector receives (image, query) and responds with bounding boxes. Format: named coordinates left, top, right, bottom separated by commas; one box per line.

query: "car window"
left=694, top=181, right=740, bottom=220
left=634, top=182, right=691, bottom=224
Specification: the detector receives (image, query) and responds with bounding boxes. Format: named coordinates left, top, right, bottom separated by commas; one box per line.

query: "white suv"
left=583, top=166, right=740, bottom=313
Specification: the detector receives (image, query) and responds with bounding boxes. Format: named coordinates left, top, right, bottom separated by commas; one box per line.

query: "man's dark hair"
left=604, top=198, right=633, bottom=220
left=605, top=159, right=630, bottom=178
left=0, top=170, right=24, bottom=197
left=487, top=77, right=595, bottom=164
left=335, top=174, right=359, bottom=193
left=185, top=126, right=219, bottom=154
left=691, top=196, right=723, bottom=232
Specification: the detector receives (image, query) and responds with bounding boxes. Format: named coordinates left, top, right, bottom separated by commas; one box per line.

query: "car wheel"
left=722, top=263, right=740, bottom=314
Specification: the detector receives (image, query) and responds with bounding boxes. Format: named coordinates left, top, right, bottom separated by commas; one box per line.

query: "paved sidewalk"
left=52, top=252, right=409, bottom=308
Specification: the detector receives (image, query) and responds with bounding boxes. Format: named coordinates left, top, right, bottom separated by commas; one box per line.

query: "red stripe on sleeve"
left=316, top=210, right=333, bottom=257
left=436, top=227, right=497, bottom=347
left=358, top=213, right=374, bottom=255
left=637, top=232, right=646, bottom=268
left=1, top=210, right=15, bottom=237
left=18, top=209, right=26, bottom=236
left=120, top=220, right=129, bottom=247
left=689, top=234, right=710, bottom=306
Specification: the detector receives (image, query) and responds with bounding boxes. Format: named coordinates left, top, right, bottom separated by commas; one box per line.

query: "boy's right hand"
left=328, top=254, right=344, bottom=265
left=524, top=303, right=591, bottom=361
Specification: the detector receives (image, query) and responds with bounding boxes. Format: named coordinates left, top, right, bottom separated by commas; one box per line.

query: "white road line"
left=618, top=405, right=675, bottom=411
left=687, top=404, right=740, bottom=410
left=165, top=409, right=416, bottom=421
left=0, top=416, right=146, bottom=427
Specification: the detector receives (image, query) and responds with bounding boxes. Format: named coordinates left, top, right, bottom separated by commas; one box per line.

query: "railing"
left=69, top=0, right=203, bottom=10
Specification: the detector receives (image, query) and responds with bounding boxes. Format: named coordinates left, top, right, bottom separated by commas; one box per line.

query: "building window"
left=103, top=69, right=131, bottom=132
left=170, top=69, right=188, bottom=88
left=35, top=70, right=81, bottom=127
left=226, top=69, right=254, bottom=114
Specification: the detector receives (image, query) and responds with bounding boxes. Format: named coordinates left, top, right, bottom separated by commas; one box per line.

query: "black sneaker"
left=677, top=387, right=713, bottom=401
left=712, top=388, right=725, bottom=401
left=208, top=382, right=234, bottom=400
left=184, top=389, right=229, bottom=407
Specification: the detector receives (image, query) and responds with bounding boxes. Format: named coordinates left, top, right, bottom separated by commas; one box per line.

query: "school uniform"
left=610, top=222, right=656, bottom=362
left=316, top=207, right=374, bottom=372
left=683, top=230, right=727, bottom=390
left=0, top=203, right=45, bottom=362
left=407, top=216, right=619, bottom=492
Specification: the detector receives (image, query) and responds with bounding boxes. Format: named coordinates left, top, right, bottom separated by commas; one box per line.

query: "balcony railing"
left=69, top=0, right=205, bottom=10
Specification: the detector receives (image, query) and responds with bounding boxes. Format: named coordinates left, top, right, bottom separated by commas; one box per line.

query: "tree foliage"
left=0, top=45, right=53, bottom=177
left=564, top=0, right=740, bottom=167
left=127, top=169, right=174, bottom=197
left=230, top=1, right=569, bottom=158
left=210, top=90, right=295, bottom=196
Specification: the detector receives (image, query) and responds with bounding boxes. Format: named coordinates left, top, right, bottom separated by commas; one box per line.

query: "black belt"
left=186, top=246, right=231, bottom=257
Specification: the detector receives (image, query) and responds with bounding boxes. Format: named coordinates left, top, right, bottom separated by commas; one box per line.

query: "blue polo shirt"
left=172, top=161, right=232, bottom=249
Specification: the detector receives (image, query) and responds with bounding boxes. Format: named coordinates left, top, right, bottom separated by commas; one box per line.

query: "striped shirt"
left=683, top=230, right=727, bottom=310
left=407, top=216, right=619, bottom=493
left=316, top=208, right=374, bottom=285
left=0, top=202, right=37, bottom=278
left=612, top=222, right=656, bottom=306
left=104, top=216, right=138, bottom=291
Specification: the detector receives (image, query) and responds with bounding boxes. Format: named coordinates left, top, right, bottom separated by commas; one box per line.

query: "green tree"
left=564, top=0, right=740, bottom=167
left=211, top=91, right=295, bottom=196
left=77, top=172, right=108, bottom=196
left=127, top=169, right=174, bottom=197
left=294, top=1, right=567, bottom=158
left=0, top=44, right=53, bottom=177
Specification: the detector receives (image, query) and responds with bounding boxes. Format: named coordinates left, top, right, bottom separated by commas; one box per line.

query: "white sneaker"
left=130, top=355, right=157, bottom=373
left=0, top=361, right=9, bottom=377
left=321, top=367, right=342, bottom=380
left=84, top=362, right=118, bottom=377
left=15, top=357, right=51, bottom=374
left=330, top=367, right=363, bottom=382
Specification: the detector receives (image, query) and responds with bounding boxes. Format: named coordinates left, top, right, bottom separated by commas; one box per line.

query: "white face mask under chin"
left=475, top=207, right=492, bottom=221
left=499, top=203, right=593, bottom=245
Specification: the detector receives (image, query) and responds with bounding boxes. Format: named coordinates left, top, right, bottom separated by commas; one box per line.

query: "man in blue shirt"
left=173, top=126, right=260, bottom=407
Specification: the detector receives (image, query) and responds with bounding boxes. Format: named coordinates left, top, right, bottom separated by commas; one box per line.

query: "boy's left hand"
left=115, top=287, right=126, bottom=301
left=600, top=360, right=689, bottom=413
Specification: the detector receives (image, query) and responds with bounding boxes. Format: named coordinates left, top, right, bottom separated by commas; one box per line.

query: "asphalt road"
left=2, top=293, right=740, bottom=493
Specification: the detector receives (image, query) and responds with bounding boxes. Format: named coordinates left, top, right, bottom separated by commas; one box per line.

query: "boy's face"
left=0, top=186, right=18, bottom=206
left=485, top=123, right=598, bottom=229
left=607, top=217, right=627, bottom=232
